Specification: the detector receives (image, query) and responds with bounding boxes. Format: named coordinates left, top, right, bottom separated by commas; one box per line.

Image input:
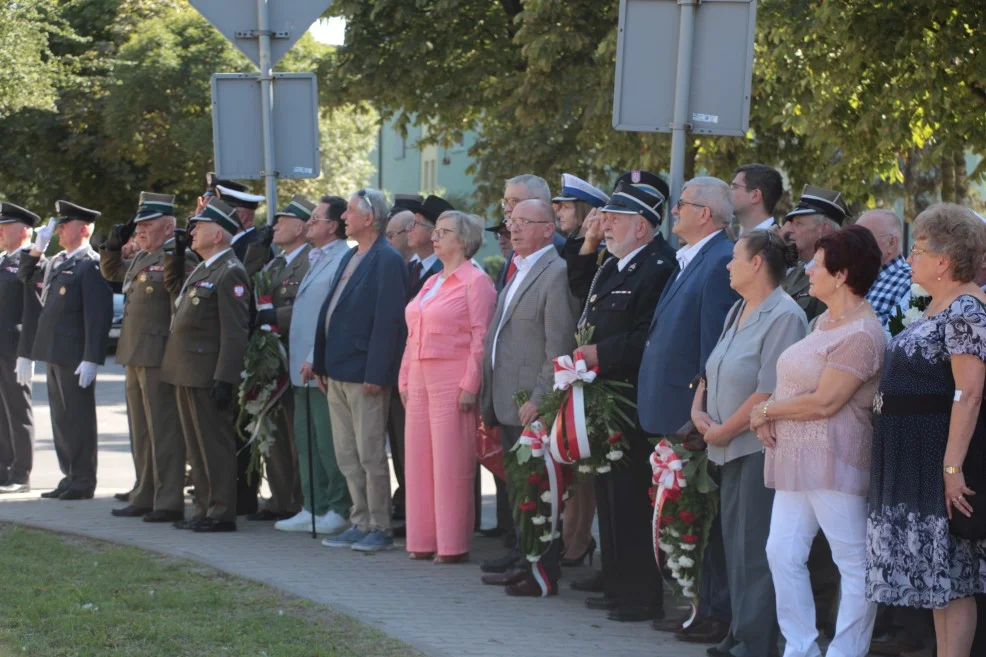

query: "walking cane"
left=305, top=384, right=317, bottom=539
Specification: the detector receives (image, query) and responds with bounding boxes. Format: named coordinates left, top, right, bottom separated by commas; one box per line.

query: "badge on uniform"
left=589, top=294, right=597, bottom=303
left=233, top=285, right=246, bottom=298
left=627, top=263, right=638, bottom=273
left=59, top=286, right=66, bottom=295
left=195, top=281, right=214, bottom=289
left=139, top=273, right=148, bottom=283
left=192, top=297, right=200, bottom=306
left=147, top=265, right=164, bottom=272
left=145, top=286, right=154, bottom=294
left=3, top=266, right=17, bottom=274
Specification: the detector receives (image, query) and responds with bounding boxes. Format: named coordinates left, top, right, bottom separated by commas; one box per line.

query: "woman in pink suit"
left=400, top=210, right=496, bottom=563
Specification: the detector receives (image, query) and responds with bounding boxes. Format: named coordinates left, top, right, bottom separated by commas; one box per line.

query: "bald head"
left=857, top=209, right=903, bottom=265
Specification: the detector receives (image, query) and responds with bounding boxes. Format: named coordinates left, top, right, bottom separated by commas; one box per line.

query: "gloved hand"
left=14, top=358, right=34, bottom=386
left=74, top=361, right=98, bottom=389
left=256, top=308, right=277, bottom=327
left=173, top=228, right=190, bottom=257
left=104, top=222, right=136, bottom=251
left=33, top=218, right=57, bottom=254
left=210, top=380, right=235, bottom=412
left=257, top=224, right=275, bottom=249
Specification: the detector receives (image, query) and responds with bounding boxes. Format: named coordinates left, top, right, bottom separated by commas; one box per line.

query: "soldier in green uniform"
left=240, top=194, right=314, bottom=521
left=161, top=198, right=250, bottom=532
left=0, top=203, right=44, bottom=493
left=101, top=192, right=186, bottom=522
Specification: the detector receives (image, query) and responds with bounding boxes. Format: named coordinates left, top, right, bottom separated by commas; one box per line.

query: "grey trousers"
left=48, top=363, right=97, bottom=492
left=0, top=357, right=33, bottom=484
left=718, top=450, right=780, bottom=657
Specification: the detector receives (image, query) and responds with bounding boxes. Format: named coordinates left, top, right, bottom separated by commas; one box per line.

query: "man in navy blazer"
left=311, top=188, right=408, bottom=553
left=638, top=176, right=738, bottom=642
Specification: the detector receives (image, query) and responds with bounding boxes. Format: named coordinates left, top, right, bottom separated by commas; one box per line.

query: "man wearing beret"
left=241, top=194, right=316, bottom=522
left=782, top=184, right=849, bottom=322
left=101, top=192, right=186, bottom=522
left=565, top=171, right=677, bottom=621
left=161, top=198, right=250, bottom=532
left=19, top=201, right=113, bottom=500
left=0, top=203, right=44, bottom=493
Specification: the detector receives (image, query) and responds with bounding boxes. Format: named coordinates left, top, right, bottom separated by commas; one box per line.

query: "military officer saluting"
left=161, top=198, right=250, bottom=532
left=0, top=203, right=44, bottom=493
left=100, top=192, right=187, bottom=522
left=241, top=194, right=315, bottom=521
left=19, top=201, right=113, bottom=500
left=564, top=171, right=677, bottom=621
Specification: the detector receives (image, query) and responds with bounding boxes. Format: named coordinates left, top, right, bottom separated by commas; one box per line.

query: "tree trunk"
left=954, top=150, right=968, bottom=204
left=941, top=152, right=955, bottom=203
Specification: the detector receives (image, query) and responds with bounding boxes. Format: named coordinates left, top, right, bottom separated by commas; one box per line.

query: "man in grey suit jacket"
left=479, top=199, right=579, bottom=597
left=285, top=196, right=353, bottom=536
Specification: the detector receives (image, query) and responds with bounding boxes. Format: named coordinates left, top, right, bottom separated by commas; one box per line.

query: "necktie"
left=505, top=256, right=518, bottom=284
left=41, top=252, right=66, bottom=305
left=409, top=260, right=423, bottom=286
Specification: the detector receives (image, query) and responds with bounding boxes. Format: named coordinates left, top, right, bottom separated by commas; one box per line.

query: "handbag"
left=675, top=300, right=745, bottom=451
left=476, top=420, right=506, bottom=481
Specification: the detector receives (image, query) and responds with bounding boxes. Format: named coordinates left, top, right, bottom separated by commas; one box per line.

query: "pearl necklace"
left=821, top=299, right=866, bottom=325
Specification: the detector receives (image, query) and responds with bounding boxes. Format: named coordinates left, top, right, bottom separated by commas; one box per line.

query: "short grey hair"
left=350, top=188, right=389, bottom=233
left=505, top=174, right=552, bottom=203
left=912, top=203, right=986, bottom=283
left=682, top=176, right=732, bottom=227
left=438, top=210, right=484, bottom=258
left=809, top=213, right=841, bottom=232
left=858, top=209, right=902, bottom=237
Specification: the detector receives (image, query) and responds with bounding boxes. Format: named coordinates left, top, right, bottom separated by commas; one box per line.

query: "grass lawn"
left=0, top=524, right=424, bottom=657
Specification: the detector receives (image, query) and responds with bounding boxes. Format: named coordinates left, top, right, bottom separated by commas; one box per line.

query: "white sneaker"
left=274, top=509, right=314, bottom=532
left=315, top=510, right=348, bottom=536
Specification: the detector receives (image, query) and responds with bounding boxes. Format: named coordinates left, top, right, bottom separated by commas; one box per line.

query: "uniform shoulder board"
left=227, top=259, right=245, bottom=270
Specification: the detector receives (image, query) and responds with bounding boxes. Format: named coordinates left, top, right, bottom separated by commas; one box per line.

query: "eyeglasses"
left=675, top=199, right=708, bottom=211
left=412, top=220, right=434, bottom=232
left=504, top=218, right=551, bottom=230
left=909, top=245, right=930, bottom=257
left=431, top=227, right=456, bottom=240
left=729, top=182, right=750, bottom=191
left=385, top=228, right=407, bottom=239
left=500, top=197, right=526, bottom=210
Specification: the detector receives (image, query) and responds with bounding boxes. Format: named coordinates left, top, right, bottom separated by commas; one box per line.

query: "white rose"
left=678, top=577, right=695, bottom=587
left=902, top=306, right=923, bottom=327
left=578, top=465, right=593, bottom=474
left=596, top=465, right=612, bottom=474
left=540, top=491, right=552, bottom=503
left=531, top=514, right=546, bottom=526
left=666, top=528, right=680, bottom=537
left=681, top=586, right=695, bottom=598
left=911, top=283, right=929, bottom=298
left=606, top=450, right=624, bottom=461
left=680, top=543, right=696, bottom=551
left=539, top=532, right=554, bottom=543
left=677, top=555, right=695, bottom=568
left=658, top=541, right=673, bottom=552
left=526, top=554, right=541, bottom=563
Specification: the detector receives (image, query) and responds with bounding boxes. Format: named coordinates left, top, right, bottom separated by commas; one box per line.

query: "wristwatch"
left=944, top=465, right=963, bottom=475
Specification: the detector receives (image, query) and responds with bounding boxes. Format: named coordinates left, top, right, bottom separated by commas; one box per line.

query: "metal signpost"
left=190, top=0, right=333, bottom=224
left=613, top=0, right=758, bottom=239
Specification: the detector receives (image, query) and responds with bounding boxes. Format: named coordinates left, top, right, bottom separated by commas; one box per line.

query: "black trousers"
left=48, top=363, right=97, bottom=492
left=387, top=387, right=406, bottom=516
left=0, top=357, right=33, bottom=484
left=594, top=432, right=662, bottom=608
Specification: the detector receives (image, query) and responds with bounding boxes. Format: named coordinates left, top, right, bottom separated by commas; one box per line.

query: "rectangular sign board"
left=612, top=0, right=757, bottom=137
left=211, top=72, right=321, bottom=180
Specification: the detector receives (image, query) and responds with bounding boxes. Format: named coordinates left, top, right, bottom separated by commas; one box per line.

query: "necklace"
left=822, top=298, right=866, bottom=325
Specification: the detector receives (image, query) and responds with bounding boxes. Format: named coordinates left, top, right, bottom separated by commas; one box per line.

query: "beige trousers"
left=326, top=379, right=392, bottom=532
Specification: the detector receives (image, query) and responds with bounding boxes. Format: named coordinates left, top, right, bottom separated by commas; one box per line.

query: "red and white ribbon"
left=548, top=351, right=596, bottom=464
left=650, top=439, right=689, bottom=566
left=519, top=420, right=563, bottom=598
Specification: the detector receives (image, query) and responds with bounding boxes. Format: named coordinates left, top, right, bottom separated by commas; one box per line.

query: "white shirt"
left=738, top=217, right=776, bottom=236
left=492, top=243, right=554, bottom=368
left=676, top=230, right=722, bottom=274
left=617, top=244, right=648, bottom=272
left=60, top=244, right=90, bottom=262
left=282, top=243, right=307, bottom=267
left=421, top=274, right=447, bottom=304
left=231, top=227, right=255, bottom=245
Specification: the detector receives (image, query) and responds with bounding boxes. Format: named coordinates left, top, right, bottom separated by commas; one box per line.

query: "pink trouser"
left=405, top=358, right=478, bottom=555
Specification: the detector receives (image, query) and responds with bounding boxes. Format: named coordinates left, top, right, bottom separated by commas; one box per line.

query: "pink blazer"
left=399, top=262, right=496, bottom=395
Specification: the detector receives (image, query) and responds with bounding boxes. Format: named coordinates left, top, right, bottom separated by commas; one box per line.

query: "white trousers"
left=766, top=489, right=876, bottom=657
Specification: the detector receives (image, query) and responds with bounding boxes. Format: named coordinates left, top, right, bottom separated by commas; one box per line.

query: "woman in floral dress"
left=867, top=204, right=986, bottom=657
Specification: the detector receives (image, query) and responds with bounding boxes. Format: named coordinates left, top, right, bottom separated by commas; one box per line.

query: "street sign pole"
left=257, top=0, right=277, bottom=225
left=666, top=0, right=698, bottom=244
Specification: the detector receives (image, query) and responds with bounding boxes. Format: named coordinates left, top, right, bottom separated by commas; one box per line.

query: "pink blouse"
left=764, top=317, right=887, bottom=496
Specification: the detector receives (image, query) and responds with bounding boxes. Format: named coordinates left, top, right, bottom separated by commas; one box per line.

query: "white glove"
left=33, top=218, right=56, bottom=254
left=14, top=358, right=34, bottom=386
left=74, top=361, right=98, bottom=389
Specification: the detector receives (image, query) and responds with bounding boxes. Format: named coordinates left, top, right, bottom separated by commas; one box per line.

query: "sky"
left=308, top=17, right=345, bottom=46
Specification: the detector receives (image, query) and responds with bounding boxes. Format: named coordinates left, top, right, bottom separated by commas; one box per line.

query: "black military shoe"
left=193, top=518, right=237, bottom=533
left=173, top=517, right=205, bottom=530
left=111, top=505, right=151, bottom=518
left=58, top=489, right=94, bottom=501
left=144, top=510, right=184, bottom=523
left=41, top=484, right=69, bottom=499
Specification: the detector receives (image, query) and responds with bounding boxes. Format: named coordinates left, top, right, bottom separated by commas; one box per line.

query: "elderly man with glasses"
left=309, top=188, right=409, bottom=553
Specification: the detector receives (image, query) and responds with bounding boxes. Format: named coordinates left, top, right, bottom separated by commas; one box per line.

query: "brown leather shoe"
left=505, top=574, right=557, bottom=597
left=676, top=618, right=729, bottom=644
left=481, top=568, right=528, bottom=587
left=434, top=552, right=469, bottom=564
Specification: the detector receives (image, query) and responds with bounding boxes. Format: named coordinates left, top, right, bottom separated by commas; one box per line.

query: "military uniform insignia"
left=139, top=273, right=148, bottom=282
left=628, top=263, right=638, bottom=273
left=589, top=294, right=597, bottom=304
left=188, top=289, right=197, bottom=298
left=145, top=286, right=154, bottom=294
left=233, top=285, right=246, bottom=298
left=59, top=286, right=66, bottom=295
left=192, top=297, right=200, bottom=306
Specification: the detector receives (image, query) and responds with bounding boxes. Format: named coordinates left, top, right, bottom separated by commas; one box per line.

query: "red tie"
left=505, top=256, right=518, bottom=283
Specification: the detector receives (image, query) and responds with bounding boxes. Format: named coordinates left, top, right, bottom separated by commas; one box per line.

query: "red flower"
left=519, top=501, right=537, bottom=512
left=660, top=516, right=674, bottom=526
left=539, top=480, right=550, bottom=491
left=682, top=534, right=699, bottom=544
left=607, top=432, right=623, bottom=445
left=665, top=488, right=682, bottom=502
left=678, top=511, right=696, bottom=524
left=528, top=473, right=541, bottom=486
